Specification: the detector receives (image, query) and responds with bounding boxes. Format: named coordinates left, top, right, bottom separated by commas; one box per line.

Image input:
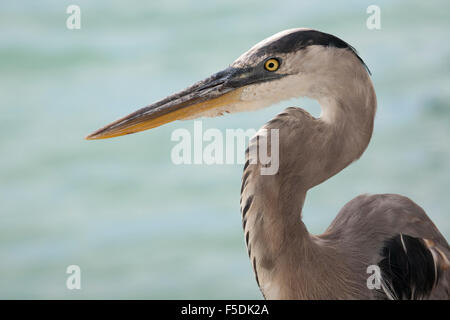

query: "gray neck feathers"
left=240, top=66, right=376, bottom=298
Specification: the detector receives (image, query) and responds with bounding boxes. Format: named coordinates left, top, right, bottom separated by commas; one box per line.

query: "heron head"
left=86, top=28, right=369, bottom=140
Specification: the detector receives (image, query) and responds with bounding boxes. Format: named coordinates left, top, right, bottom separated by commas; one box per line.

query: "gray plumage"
left=239, top=29, right=449, bottom=300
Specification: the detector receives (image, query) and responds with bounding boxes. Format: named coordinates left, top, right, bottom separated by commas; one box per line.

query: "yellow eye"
left=264, top=58, right=280, bottom=71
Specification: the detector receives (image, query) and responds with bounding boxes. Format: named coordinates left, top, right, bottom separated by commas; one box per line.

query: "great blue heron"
left=86, top=28, right=449, bottom=299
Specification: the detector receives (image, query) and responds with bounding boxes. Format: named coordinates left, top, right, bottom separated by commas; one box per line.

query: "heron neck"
left=241, top=74, right=376, bottom=298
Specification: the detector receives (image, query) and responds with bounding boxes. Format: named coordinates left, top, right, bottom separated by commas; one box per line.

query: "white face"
left=213, top=40, right=368, bottom=119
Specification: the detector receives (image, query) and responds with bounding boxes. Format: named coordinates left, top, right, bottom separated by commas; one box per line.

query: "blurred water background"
left=0, top=0, right=449, bottom=299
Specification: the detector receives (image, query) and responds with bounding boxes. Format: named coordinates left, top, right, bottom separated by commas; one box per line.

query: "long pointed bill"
left=86, top=67, right=247, bottom=140
left=86, top=63, right=285, bottom=140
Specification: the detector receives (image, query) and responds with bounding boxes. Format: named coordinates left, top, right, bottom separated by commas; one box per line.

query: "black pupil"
left=268, top=62, right=274, bottom=69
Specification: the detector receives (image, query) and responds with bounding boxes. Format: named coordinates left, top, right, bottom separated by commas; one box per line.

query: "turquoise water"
left=1, top=0, right=449, bottom=299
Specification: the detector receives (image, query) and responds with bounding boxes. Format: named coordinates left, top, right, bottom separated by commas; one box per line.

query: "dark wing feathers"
left=378, top=234, right=443, bottom=299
